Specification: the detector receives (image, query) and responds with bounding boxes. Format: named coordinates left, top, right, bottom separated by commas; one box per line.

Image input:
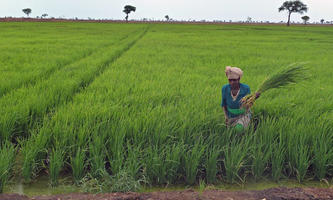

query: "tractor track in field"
left=1, top=187, right=333, bottom=200
left=76, top=27, right=148, bottom=92
left=17, top=27, right=149, bottom=138
left=0, top=30, right=139, bottom=99
left=0, top=27, right=148, bottom=142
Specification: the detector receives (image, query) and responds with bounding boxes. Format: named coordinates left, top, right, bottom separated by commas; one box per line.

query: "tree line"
left=20, top=1, right=331, bottom=26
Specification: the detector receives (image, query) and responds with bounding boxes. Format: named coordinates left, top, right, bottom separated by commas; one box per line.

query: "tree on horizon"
left=22, top=8, right=32, bottom=17
left=165, top=15, right=169, bottom=21
left=278, top=0, right=308, bottom=26
left=123, top=5, right=136, bottom=22
left=320, top=19, right=325, bottom=24
left=301, top=16, right=310, bottom=25
left=41, top=13, right=48, bottom=18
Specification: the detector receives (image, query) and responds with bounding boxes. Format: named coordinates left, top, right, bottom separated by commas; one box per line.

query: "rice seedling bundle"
left=241, top=64, right=308, bottom=109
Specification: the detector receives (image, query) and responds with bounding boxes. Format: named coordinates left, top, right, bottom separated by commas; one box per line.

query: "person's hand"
left=255, top=92, right=261, bottom=99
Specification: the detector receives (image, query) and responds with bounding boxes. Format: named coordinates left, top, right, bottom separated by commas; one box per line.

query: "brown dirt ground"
left=1, top=187, right=333, bottom=200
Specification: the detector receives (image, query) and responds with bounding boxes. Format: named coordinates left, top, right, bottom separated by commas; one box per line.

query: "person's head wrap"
left=225, top=66, right=243, bottom=79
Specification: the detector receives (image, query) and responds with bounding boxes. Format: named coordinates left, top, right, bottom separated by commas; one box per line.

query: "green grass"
left=0, top=142, right=15, bottom=193
left=71, top=147, right=86, bottom=185
left=0, top=22, right=332, bottom=192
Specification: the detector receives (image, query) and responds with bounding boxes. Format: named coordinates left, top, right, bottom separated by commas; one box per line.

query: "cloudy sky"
left=0, top=0, right=332, bottom=22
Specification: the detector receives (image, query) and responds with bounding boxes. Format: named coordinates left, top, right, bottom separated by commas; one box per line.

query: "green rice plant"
left=21, top=145, right=38, bottom=183
left=312, top=122, right=333, bottom=180
left=223, top=138, right=250, bottom=184
left=0, top=114, right=16, bottom=142
left=271, top=139, right=286, bottom=182
left=71, top=147, right=86, bottom=185
left=164, top=143, right=183, bottom=184
left=294, top=144, right=310, bottom=183
left=106, top=129, right=126, bottom=175
left=250, top=118, right=276, bottom=180
left=184, top=140, right=205, bottom=185
left=250, top=143, right=271, bottom=181
left=143, top=142, right=184, bottom=185
left=241, top=63, right=308, bottom=109
left=142, top=145, right=164, bottom=184
left=287, top=129, right=311, bottom=183
left=124, top=142, right=142, bottom=180
left=0, top=142, right=15, bottom=193
left=21, top=124, right=51, bottom=182
left=198, top=179, right=206, bottom=195
left=89, top=136, right=106, bottom=178
left=49, top=148, right=65, bottom=187
left=204, top=146, right=221, bottom=184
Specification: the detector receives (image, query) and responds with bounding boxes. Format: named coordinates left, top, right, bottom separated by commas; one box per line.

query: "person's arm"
left=221, top=86, right=229, bottom=126
left=255, top=92, right=261, bottom=99
left=223, top=106, right=229, bottom=126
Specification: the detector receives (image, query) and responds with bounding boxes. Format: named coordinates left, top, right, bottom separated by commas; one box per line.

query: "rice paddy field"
left=0, top=22, right=333, bottom=193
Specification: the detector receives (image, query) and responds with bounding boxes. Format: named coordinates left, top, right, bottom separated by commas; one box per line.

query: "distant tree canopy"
left=320, top=19, right=325, bottom=24
left=123, top=5, right=136, bottom=22
left=278, top=1, right=308, bottom=26
left=165, top=15, right=169, bottom=21
left=22, top=8, right=32, bottom=17
left=41, top=13, right=48, bottom=18
left=301, top=16, right=310, bottom=24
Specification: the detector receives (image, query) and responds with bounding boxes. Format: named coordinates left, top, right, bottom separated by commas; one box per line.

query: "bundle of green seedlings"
left=241, top=63, right=308, bottom=109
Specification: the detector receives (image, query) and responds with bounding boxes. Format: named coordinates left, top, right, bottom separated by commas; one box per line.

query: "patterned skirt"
left=228, top=112, right=251, bottom=128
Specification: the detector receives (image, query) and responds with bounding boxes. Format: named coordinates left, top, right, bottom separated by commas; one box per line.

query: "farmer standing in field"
left=221, top=66, right=260, bottom=131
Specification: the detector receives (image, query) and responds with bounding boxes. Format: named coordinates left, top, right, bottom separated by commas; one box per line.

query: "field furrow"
left=0, top=31, right=137, bottom=98
left=0, top=23, right=143, bottom=97
left=0, top=26, right=148, bottom=142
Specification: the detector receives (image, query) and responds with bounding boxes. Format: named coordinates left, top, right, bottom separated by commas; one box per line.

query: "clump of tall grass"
left=250, top=143, right=271, bottom=181
left=80, top=169, right=144, bottom=193
left=106, top=131, right=125, bottom=176
left=143, top=143, right=183, bottom=185
left=49, top=148, right=65, bottom=187
left=271, top=140, right=286, bottom=181
left=286, top=127, right=311, bottom=183
left=21, top=128, right=49, bottom=182
left=164, top=144, right=183, bottom=184
left=241, top=63, right=308, bottom=109
left=204, top=146, right=220, bottom=184
left=223, top=137, right=250, bottom=184
left=0, top=142, right=15, bottom=193
left=143, top=145, right=166, bottom=184
left=250, top=118, right=277, bottom=180
left=71, top=147, right=86, bottom=185
left=311, top=121, right=333, bottom=180
left=21, top=145, right=39, bottom=183
left=184, top=141, right=205, bottom=185
left=89, top=136, right=106, bottom=178
left=123, top=143, right=142, bottom=181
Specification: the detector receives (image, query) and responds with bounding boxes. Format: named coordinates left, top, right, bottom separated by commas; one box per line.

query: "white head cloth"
left=225, top=66, right=243, bottom=79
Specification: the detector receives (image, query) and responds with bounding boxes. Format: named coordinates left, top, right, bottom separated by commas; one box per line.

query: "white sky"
left=0, top=0, right=332, bottom=22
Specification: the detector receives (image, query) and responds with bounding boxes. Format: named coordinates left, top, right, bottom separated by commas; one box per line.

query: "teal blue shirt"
left=221, top=83, right=251, bottom=118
